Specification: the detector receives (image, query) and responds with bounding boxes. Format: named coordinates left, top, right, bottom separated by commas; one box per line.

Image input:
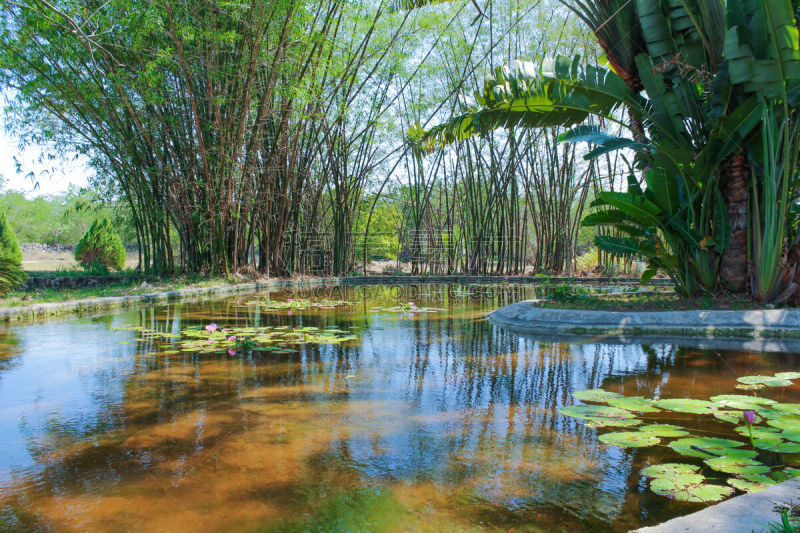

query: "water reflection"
left=0, top=284, right=799, bottom=532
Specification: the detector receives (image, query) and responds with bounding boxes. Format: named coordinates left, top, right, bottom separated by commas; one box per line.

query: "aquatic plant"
left=560, top=372, right=800, bottom=503
left=247, top=298, right=351, bottom=311
left=116, top=323, right=360, bottom=356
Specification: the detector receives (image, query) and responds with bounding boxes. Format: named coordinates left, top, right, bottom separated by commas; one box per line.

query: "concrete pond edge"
left=0, top=275, right=660, bottom=324
left=632, top=478, right=800, bottom=533
left=489, top=300, right=800, bottom=341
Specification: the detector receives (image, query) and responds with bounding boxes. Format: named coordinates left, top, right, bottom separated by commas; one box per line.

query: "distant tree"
left=75, top=218, right=125, bottom=272
left=0, top=208, right=23, bottom=265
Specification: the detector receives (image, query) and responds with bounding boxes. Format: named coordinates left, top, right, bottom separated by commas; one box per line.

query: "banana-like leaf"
left=725, top=0, right=800, bottom=99
left=411, top=56, right=635, bottom=152
left=559, top=124, right=650, bottom=160
left=644, top=167, right=680, bottom=216
left=595, top=235, right=657, bottom=260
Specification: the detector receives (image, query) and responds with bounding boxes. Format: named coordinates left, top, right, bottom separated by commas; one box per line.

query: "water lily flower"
left=205, top=323, right=218, bottom=332
left=227, top=349, right=236, bottom=356
left=408, top=302, right=415, bottom=307
left=743, top=410, right=756, bottom=425
left=227, top=335, right=236, bottom=342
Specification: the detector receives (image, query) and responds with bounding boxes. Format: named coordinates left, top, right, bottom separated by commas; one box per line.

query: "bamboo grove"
left=2, top=0, right=613, bottom=277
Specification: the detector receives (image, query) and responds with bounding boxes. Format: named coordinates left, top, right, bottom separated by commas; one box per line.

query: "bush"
left=0, top=208, right=22, bottom=266
left=0, top=259, right=27, bottom=294
left=75, top=217, right=126, bottom=272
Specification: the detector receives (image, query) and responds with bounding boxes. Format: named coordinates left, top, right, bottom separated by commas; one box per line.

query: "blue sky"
left=0, top=111, right=89, bottom=197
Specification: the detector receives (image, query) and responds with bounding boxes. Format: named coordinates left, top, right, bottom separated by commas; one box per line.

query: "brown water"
left=1, top=283, right=799, bottom=532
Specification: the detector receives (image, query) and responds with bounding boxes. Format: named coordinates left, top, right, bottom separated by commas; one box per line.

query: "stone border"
left=0, top=275, right=660, bottom=324
left=488, top=301, right=800, bottom=341
left=632, top=479, right=800, bottom=533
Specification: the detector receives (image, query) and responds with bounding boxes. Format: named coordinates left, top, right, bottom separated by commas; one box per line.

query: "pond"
left=1, top=283, right=799, bottom=532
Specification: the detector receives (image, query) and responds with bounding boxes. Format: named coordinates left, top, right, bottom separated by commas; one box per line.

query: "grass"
left=0, top=274, right=251, bottom=308
left=537, top=285, right=765, bottom=312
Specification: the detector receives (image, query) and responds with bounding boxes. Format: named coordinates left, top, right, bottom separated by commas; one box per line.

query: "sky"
left=0, top=111, right=89, bottom=197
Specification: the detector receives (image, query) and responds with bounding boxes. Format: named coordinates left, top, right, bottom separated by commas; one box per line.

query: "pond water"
left=1, top=283, right=799, bottom=532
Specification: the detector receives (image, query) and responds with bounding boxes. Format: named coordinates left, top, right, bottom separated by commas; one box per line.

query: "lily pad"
left=733, top=425, right=781, bottom=440
left=737, top=375, right=778, bottom=385
left=766, top=416, right=800, bottom=431
left=735, top=383, right=765, bottom=391
left=599, top=431, right=660, bottom=448
left=741, top=473, right=779, bottom=485
left=655, top=399, right=716, bottom=414
left=585, top=418, right=643, bottom=429
left=607, top=396, right=661, bottom=413
left=638, top=424, right=690, bottom=437
left=559, top=405, right=636, bottom=421
left=650, top=479, right=734, bottom=503
left=781, top=430, right=800, bottom=443
left=669, top=437, right=753, bottom=459
left=773, top=404, right=800, bottom=416
left=704, top=457, right=770, bottom=475
left=641, top=463, right=700, bottom=478
left=775, top=372, right=800, bottom=380
left=714, top=410, right=762, bottom=424
left=711, top=394, right=776, bottom=406
left=573, top=389, right=623, bottom=403
left=727, top=478, right=769, bottom=493
left=758, top=441, right=800, bottom=453
left=711, top=395, right=775, bottom=410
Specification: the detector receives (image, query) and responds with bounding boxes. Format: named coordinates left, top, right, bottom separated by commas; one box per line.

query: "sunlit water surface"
left=1, top=283, right=799, bottom=532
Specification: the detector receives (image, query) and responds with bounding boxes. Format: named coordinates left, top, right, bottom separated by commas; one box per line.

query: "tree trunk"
left=719, top=153, right=749, bottom=291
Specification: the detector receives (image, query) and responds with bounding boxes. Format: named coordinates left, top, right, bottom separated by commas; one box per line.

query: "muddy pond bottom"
left=1, top=283, right=800, bottom=532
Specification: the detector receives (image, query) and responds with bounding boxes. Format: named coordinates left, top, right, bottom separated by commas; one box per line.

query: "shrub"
left=0, top=208, right=22, bottom=266
left=75, top=218, right=126, bottom=272
left=0, top=259, right=27, bottom=294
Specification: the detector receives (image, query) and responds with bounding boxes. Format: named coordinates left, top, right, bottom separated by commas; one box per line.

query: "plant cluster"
left=561, top=373, right=800, bottom=503
left=411, top=0, right=800, bottom=303
left=74, top=218, right=126, bottom=272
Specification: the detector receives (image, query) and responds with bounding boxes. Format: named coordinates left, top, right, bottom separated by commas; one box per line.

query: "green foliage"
left=0, top=187, right=134, bottom=246
left=0, top=208, right=22, bottom=266
left=561, top=372, right=800, bottom=503
left=0, top=259, right=27, bottom=294
left=74, top=218, right=126, bottom=272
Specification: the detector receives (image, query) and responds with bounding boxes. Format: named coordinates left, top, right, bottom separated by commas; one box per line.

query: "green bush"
left=75, top=217, right=126, bottom=272
left=0, top=208, right=22, bottom=266
left=0, top=259, right=27, bottom=294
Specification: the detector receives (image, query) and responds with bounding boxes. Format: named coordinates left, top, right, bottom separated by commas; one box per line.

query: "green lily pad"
left=650, top=479, right=734, bottom=503
left=783, top=468, right=800, bottom=478
left=559, top=405, right=636, bottom=421
left=711, top=394, right=776, bottom=406
left=599, top=431, right=660, bottom=448
left=638, top=424, right=690, bottom=437
left=585, top=418, right=643, bottom=429
left=714, top=410, right=763, bottom=424
left=641, top=463, right=700, bottom=478
left=773, top=404, right=800, bottom=416
left=607, top=396, right=661, bottom=413
left=655, top=399, right=716, bottom=414
left=752, top=435, right=787, bottom=450
left=733, top=425, right=781, bottom=440
left=775, top=372, right=800, bottom=380
left=738, top=375, right=778, bottom=385
left=759, top=441, right=800, bottom=453
left=766, top=416, right=800, bottom=431
left=727, top=478, right=769, bottom=493
left=669, top=437, right=753, bottom=459
left=704, top=456, right=770, bottom=475
left=780, top=430, right=800, bottom=443
left=736, top=383, right=765, bottom=391
left=573, top=389, right=623, bottom=403
left=741, top=473, right=779, bottom=485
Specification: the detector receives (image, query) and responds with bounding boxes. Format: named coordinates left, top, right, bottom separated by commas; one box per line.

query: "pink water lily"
left=227, top=349, right=236, bottom=356
left=743, top=410, right=756, bottom=425
left=227, top=335, right=236, bottom=342
left=205, top=323, right=219, bottom=332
